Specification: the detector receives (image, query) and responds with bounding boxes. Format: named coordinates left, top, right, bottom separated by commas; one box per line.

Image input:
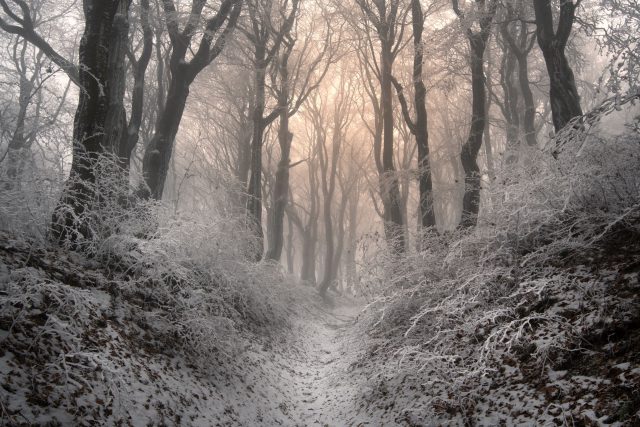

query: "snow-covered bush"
left=360, top=94, right=640, bottom=421
left=0, top=151, right=296, bottom=423
left=1, top=153, right=292, bottom=361
left=483, top=93, right=640, bottom=265
left=0, top=158, right=65, bottom=242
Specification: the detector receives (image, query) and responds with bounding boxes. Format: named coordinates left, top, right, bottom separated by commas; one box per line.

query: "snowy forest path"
left=275, top=294, right=366, bottom=426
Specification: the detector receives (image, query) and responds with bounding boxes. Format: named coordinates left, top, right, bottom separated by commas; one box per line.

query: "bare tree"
left=390, top=0, right=440, bottom=229
left=188, top=63, right=254, bottom=194
left=305, top=71, right=354, bottom=296
left=141, top=0, right=242, bottom=199
left=533, top=0, right=582, bottom=132
left=288, top=154, right=320, bottom=285
left=499, top=1, right=537, bottom=149
left=242, top=0, right=299, bottom=260
left=265, top=7, right=334, bottom=262
left=452, top=0, right=496, bottom=228
left=591, top=0, right=640, bottom=96
left=0, top=0, right=137, bottom=240
left=355, top=0, right=409, bottom=253
left=0, top=0, right=80, bottom=86
left=122, top=0, right=153, bottom=168
left=1, top=36, right=44, bottom=187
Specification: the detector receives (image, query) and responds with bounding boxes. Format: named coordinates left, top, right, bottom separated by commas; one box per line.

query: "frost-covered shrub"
left=360, top=94, right=640, bottom=418
left=47, top=153, right=161, bottom=253
left=483, top=94, right=640, bottom=263
left=1, top=153, right=292, bottom=362
left=98, top=209, right=289, bottom=356
left=0, top=158, right=64, bottom=242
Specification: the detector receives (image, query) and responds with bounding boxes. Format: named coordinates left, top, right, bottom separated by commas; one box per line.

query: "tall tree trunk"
left=517, top=26, right=537, bottom=147
left=452, top=0, right=496, bottom=229
left=246, top=51, right=267, bottom=260
left=319, top=198, right=334, bottom=294
left=286, top=213, right=294, bottom=274
left=122, top=0, right=153, bottom=168
left=357, top=0, right=407, bottom=253
left=142, top=67, right=190, bottom=199
left=317, top=114, right=342, bottom=296
left=142, top=0, right=242, bottom=199
left=380, top=44, right=405, bottom=253
left=500, top=41, right=520, bottom=152
left=331, top=189, right=349, bottom=290
left=392, top=0, right=435, bottom=229
left=5, top=40, right=37, bottom=188
left=244, top=0, right=299, bottom=261
left=51, top=0, right=131, bottom=241
left=484, top=86, right=495, bottom=182
left=266, top=50, right=292, bottom=261
left=501, top=12, right=537, bottom=148
left=301, top=152, right=320, bottom=285
left=345, top=189, right=358, bottom=291
left=411, top=0, right=436, bottom=229
left=533, top=0, right=582, bottom=132
left=300, top=227, right=317, bottom=285
left=237, top=130, right=252, bottom=187
left=518, top=53, right=536, bottom=147
left=459, top=34, right=489, bottom=228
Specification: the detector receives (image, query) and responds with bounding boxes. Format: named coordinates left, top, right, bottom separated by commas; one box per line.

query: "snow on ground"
left=0, top=232, right=373, bottom=426
left=2, top=228, right=639, bottom=426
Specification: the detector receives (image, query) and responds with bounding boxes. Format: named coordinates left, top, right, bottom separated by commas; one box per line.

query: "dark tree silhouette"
left=356, top=0, right=407, bottom=254
left=533, top=0, right=582, bottom=132
left=391, top=0, right=436, bottom=229
left=142, top=0, right=242, bottom=199
left=452, top=0, right=496, bottom=228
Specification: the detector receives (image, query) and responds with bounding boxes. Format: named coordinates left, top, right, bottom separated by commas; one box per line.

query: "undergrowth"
left=0, top=154, right=294, bottom=423
left=361, top=94, right=640, bottom=423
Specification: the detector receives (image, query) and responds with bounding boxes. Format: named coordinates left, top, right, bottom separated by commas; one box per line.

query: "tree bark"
left=300, top=230, right=317, bottom=284
left=246, top=51, right=267, bottom=259
left=4, top=39, right=42, bottom=188
left=391, top=0, right=435, bottom=229
left=142, top=68, right=190, bottom=199
left=459, top=34, right=488, bottom=228
left=500, top=10, right=537, bottom=148
left=500, top=37, right=520, bottom=151
left=533, top=0, right=582, bottom=132
left=380, top=44, right=405, bottom=253
left=122, top=0, right=153, bottom=168
left=316, top=99, right=342, bottom=296
left=142, top=0, right=242, bottom=199
left=411, top=0, right=436, bottom=229
left=265, top=44, right=294, bottom=262
left=345, top=187, right=358, bottom=291
left=51, top=0, right=132, bottom=242
left=330, top=182, right=349, bottom=292
left=357, top=0, right=406, bottom=254
left=452, top=0, right=496, bottom=229
left=245, top=0, right=299, bottom=261
left=286, top=213, right=294, bottom=274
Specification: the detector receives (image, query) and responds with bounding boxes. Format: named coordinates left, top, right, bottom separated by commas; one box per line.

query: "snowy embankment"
left=0, top=231, right=288, bottom=425
left=349, top=96, right=640, bottom=425
left=0, top=231, right=367, bottom=426
left=0, top=223, right=638, bottom=426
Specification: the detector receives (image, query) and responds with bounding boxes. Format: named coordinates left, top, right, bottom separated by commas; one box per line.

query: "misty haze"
left=0, top=0, right=639, bottom=425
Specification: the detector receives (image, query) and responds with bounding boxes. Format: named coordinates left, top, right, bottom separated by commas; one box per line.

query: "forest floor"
left=0, top=230, right=380, bottom=426
left=262, top=293, right=366, bottom=425
left=2, top=230, right=639, bottom=425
